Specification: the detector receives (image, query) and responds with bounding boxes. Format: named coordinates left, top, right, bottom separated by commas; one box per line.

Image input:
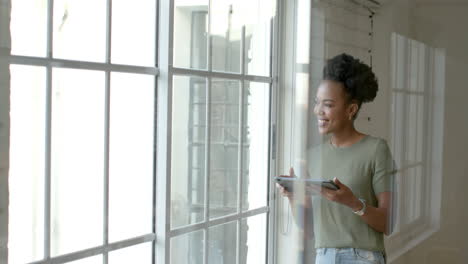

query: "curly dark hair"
left=323, top=53, right=378, bottom=108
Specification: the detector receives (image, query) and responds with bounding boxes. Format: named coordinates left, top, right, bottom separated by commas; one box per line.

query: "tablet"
left=274, top=176, right=340, bottom=192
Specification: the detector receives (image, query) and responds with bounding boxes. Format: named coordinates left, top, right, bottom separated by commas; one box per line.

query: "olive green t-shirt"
left=307, top=135, right=394, bottom=253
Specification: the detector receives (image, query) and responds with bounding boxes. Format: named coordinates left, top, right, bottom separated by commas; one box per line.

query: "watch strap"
left=353, top=198, right=366, bottom=216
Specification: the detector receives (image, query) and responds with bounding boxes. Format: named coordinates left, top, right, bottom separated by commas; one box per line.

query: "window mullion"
left=28, top=234, right=156, bottom=264
left=236, top=25, right=246, bottom=264
left=153, top=0, right=159, bottom=262
left=170, top=67, right=273, bottom=84
left=8, top=55, right=159, bottom=75
left=44, top=0, right=54, bottom=259
left=44, top=64, right=52, bottom=262
left=156, top=0, right=173, bottom=263
left=169, top=207, right=268, bottom=237
left=46, top=0, right=53, bottom=58
left=203, top=74, right=212, bottom=264
left=103, top=0, right=112, bottom=263
left=203, top=1, right=213, bottom=263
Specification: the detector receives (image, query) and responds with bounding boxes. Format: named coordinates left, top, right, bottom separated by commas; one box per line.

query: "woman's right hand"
left=276, top=167, right=295, bottom=201
left=277, top=183, right=293, bottom=199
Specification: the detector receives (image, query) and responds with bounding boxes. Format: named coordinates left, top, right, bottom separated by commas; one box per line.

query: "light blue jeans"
left=315, top=248, right=385, bottom=264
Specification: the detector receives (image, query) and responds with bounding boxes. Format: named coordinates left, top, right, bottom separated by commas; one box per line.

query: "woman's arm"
left=354, top=192, right=391, bottom=235
left=319, top=178, right=391, bottom=235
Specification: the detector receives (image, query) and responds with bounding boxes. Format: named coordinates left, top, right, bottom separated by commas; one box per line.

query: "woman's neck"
left=330, top=125, right=364, bottom=147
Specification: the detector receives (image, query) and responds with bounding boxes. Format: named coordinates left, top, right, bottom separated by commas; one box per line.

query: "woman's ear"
left=348, top=102, right=359, bottom=120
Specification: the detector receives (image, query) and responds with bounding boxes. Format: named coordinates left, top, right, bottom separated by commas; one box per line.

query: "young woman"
left=278, top=53, right=394, bottom=264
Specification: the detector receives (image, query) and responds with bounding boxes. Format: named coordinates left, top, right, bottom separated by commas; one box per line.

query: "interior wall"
left=388, top=1, right=468, bottom=263
left=372, top=0, right=468, bottom=263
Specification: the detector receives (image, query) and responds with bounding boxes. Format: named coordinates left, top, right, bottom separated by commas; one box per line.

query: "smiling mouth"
left=318, top=119, right=329, bottom=127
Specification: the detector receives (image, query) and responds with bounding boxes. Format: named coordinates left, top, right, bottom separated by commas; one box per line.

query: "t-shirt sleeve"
left=372, top=139, right=396, bottom=194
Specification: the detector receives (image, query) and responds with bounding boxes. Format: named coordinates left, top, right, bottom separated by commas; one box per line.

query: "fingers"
left=276, top=183, right=292, bottom=198
left=333, top=177, right=344, bottom=188
left=276, top=183, right=285, bottom=193
left=320, top=179, right=352, bottom=204
left=320, top=188, right=338, bottom=202
left=316, top=182, right=342, bottom=201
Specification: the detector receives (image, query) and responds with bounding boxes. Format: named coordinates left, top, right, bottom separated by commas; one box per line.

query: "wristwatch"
left=353, top=198, right=367, bottom=216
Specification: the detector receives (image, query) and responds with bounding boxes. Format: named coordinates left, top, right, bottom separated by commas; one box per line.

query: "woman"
left=278, top=53, right=394, bottom=264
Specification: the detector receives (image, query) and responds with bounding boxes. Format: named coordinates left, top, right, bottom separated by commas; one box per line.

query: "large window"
left=5, top=0, right=278, bottom=263
left=390, top=34, right=428, bottom=232
left=7, top=0, right=157, bottom=263
left=385, top=33, right=445, bottom=262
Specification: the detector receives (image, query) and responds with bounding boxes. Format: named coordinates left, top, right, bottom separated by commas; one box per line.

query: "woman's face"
left=313, top=80, right=357, bottom=135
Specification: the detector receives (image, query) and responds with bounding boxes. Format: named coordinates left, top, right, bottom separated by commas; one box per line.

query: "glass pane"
left=240, top=214, right=267, bottom=264
left=210, top=1, right=242, bottom=73
left=242, top=82, right=269, bottom=211
left=244, top=22, right=271, bottom=76
left=406, top=94, right=424, bottom=165
left=413, top=166, right=423, bottom=221
left=171, top=76, right=207, bottom=229
left=391, top=92, right=404, bottom=167
left=246, top=0, right=275, bottom=76
left=109, top=73, right=155, bottom=242
left=211, top=0, right=274, bottom=74
left=171, top=230, right=204, bottom=264
left=53, top=0, right=106, bottom=62
left=395, top=34, right=407, bottom=90
left=51, top=68, right=105, bottom=256
left=295, top=0, right=310, bottom=65
left=209, top=79, right=240, bottom=219
left=10, top=0, right=47, bottom=56
left=173, top=0, right=208, bottom=69
left=417, top=44, right=427, bottom=93
left=409, top=40, right=419, bottom=91
left=68, top=255, right=103, bottom=264
left=208, top=221, right=237, bottom=264
left=392, top=171, right=403, bottom=233
left=401, top=169, right=410, bottom=225
left=8, top=65, right=46, bottom=263
left=406, top=94, right=417, bottom=164
left=112, top=0, right=156, bottom=66
left=406, top=166, right=422, bottom=223
left=109, top=243, right=152, bottom=264
left=416, top=97, right=425, bottom=162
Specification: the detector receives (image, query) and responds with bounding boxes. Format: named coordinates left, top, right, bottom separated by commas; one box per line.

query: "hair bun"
left=323, top=53, right=378, bottom=104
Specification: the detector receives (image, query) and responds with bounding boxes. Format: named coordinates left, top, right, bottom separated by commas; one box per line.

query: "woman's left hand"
left=318, top=177, right=362, bottom=211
